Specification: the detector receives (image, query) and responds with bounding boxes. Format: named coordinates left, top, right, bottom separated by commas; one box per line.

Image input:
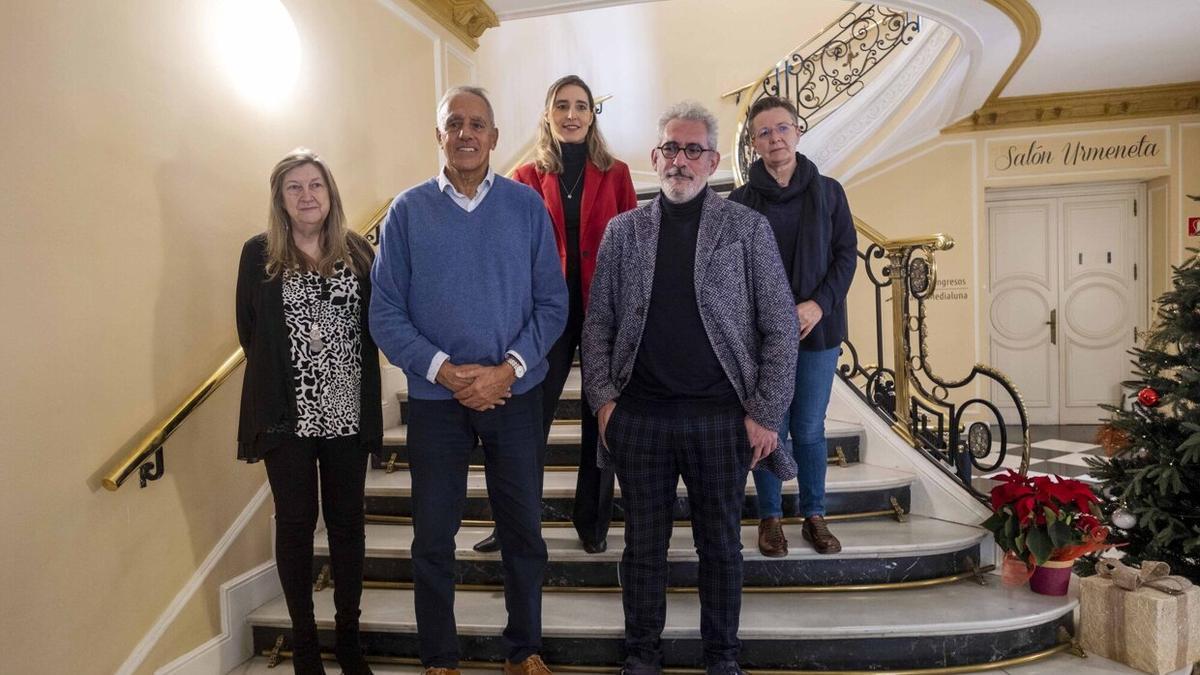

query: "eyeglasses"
left=656, top=142, right=714, bottom=160
left=754, top=123, right=798, bottom=140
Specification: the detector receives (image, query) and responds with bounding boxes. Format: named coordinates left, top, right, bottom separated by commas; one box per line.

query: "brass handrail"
left=852, top=216, right=952, bottom=252
left=102, top=201, right=392, bottom=491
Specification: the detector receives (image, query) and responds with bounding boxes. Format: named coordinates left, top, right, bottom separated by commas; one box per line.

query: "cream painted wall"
left=474, top=0, right=853, bottom=180
left=0, top=0, right=470, bottom=671
left=842, top=114, right=1200, bottom=409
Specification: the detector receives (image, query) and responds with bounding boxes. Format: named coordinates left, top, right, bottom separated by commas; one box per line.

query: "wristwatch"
left=504, top=353, right=526, bottom=378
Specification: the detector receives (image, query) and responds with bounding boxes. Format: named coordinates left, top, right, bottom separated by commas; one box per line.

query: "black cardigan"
left=728, top=170, right=857, bottom=352
left=235, top=232, right=383, bottom=462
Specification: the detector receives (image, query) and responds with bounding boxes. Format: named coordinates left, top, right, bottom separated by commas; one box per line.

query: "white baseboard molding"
left=114, top=481, right=273, bottom=675
left=154, top=559, right=281, bottom=675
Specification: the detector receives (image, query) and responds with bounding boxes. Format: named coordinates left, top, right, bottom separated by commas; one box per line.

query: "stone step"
left=374, top=418, right=864, bottom=469
left=247, top=582, right=1076, bottom=670
left=231, top=653, right=1153, bottom=675
left=363, top=463, right=913, bottom=521
left=312, top=517, right=987, bottom=588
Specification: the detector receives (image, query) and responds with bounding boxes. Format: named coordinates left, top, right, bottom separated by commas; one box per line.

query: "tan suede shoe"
left=504, top=655, right=552, bottom=675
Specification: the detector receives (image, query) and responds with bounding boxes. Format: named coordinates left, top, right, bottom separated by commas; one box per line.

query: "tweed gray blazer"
left=581, top=187, right=799, bottom=431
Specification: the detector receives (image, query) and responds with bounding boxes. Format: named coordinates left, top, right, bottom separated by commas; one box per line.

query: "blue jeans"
left=751, top=346, right=840, bottom=518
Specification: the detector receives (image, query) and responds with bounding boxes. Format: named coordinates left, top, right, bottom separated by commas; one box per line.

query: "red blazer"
left=512, top=158, right=638, bottom=310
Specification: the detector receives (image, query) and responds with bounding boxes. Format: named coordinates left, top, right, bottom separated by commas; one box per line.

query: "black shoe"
left=704, top=661, right=744, bottom=675
left=473, top=530, right=500, bottom=553
left=582, top=538, right=608, bottom=554
left=335, top=624, right=373, bottom=675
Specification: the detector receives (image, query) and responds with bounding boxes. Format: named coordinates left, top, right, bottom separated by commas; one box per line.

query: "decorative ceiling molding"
left=944, top=81, right=1200, bottom=132
left=408, top=0, right=499, bottom=50
left=980, top=0, right=1041, bottom=105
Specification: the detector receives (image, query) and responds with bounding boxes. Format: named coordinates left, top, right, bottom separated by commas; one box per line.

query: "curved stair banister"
left=102, top=202, right=392, bottom=491
left=837, top=216, right=1033, bottom=500
left=723, top=4, right=1029, bottom=499
left=723, top=3, right=921, bottom=184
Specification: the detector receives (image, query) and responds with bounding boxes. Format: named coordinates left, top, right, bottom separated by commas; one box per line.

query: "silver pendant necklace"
left=559, top=169, right=583, bottom=200
left=307, top=273, right=327, bottom=355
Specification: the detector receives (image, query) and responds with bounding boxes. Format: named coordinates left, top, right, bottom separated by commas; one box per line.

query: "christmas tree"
left=1084, top=248, right=1200, bottom=581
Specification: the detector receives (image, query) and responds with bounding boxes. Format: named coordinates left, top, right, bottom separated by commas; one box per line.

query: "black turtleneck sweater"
left=622, top=189, right=739, bottom=415
left=560, top=142, right=587, bottom=328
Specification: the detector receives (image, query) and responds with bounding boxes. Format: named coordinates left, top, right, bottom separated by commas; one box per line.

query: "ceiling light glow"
left=212, top=0, right=300, bottom=109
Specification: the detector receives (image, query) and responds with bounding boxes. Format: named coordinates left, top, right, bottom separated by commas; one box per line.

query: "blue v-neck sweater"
left=369, top=176, right=568, bottom=400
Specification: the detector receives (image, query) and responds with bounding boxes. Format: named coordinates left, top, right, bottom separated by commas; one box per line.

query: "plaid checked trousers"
left=607, top=403, right=751, bottom=668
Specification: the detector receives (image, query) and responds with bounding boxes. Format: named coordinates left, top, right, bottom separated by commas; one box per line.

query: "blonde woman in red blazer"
left=473, top=75, right=637, bottom=555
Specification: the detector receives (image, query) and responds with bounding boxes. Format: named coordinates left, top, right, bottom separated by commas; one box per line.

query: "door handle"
left=1045, top=309, right=1057, bottom=345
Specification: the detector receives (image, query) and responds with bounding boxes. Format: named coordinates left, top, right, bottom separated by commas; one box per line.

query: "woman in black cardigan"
left=236, top=148, right=381, bottom=675
left=729, top=97, right=857, bottom=559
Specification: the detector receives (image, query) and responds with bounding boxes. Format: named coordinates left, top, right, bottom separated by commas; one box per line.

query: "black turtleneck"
left=623, top=189, right=739, bottom=415
left=560, top=142, right=587, bottom=328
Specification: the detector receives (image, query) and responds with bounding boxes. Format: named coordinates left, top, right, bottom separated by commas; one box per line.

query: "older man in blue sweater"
left=370, top=86, right=568, bottom=675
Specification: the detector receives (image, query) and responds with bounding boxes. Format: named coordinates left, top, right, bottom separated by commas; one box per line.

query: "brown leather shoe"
left=757, top=517, right=788, bottom=557
left=802, top=515, right=842, bottom=554
left=504, top=654, right=553, bottom=675
left=422, top=669, right=461, bottom=675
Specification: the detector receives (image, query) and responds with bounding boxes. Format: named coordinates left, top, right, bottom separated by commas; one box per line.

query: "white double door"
left=987, top=182, right=1146, bottom=425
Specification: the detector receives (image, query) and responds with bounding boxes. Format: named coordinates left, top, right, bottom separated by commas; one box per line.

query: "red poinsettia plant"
left=982, top=470, right=1112, bottom=566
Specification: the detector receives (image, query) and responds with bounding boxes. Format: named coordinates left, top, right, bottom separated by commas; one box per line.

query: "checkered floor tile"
left=971, top=425, right=1109, bottom=493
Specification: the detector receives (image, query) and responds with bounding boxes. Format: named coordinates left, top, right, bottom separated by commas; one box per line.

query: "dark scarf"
left=742, top=152, right=829, bottom=301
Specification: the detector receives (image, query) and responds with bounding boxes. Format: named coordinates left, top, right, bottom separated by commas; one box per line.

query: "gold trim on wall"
left=408, top=0, right=499, bottom=50
left=981, top=0, right=1041, bottom=105
left=946, top=81, right=1200, bottom=132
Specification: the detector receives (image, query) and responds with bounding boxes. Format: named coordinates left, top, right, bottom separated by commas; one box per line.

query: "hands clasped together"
left=437, top=361, right=515, bottom=411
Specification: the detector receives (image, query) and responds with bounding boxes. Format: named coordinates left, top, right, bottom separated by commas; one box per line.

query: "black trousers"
left=407, top=389, right=547, bottom=667
left=264, top=436, right=369, bottom=654
left=606, top=405, right=751, bottom=668
left=542, top=310, right=615, bottom=545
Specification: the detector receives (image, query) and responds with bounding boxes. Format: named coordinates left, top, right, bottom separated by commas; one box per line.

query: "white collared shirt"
left=425, top=165, right=525, bottom=384
left=436, top=166, right=495, bottom=213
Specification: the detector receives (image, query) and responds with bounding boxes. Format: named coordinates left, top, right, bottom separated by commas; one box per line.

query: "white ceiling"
left=487, top=0, right=666, bottom=21
left=1002, top=0, right=1200, bottom=97
left=487, top=0, right=1200, bottom=95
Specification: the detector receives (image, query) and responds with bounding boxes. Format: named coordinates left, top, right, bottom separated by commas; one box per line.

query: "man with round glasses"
left=581, top=101, right=798, bottom=675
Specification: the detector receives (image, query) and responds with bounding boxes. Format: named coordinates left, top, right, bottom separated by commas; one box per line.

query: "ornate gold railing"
left=102, top=202, right=391, bottom=491
left=724, top=3, right=920, bottom=184
left=836, top=219, right=1032, bottom=499
left=722, top=4, right=1027, bottom=498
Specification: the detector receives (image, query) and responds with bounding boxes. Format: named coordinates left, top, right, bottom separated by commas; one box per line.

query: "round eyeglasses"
left=656, top=142, right=714, bottom=160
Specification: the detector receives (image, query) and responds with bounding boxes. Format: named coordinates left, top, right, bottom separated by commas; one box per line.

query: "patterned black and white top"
left=280, top=262, right=363, bottom=437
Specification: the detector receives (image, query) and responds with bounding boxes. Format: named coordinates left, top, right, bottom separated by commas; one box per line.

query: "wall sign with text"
left=985, top=127, right=1169, bottom=179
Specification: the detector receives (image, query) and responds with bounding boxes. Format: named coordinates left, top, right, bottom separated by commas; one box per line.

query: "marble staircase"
left=243, top=362, right=1079, bottom=672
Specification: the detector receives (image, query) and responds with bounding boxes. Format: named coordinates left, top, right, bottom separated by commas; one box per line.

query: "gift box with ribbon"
left=1079, top=559, right=1199, bottom=674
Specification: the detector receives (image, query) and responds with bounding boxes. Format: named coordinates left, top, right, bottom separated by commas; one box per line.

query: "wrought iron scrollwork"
left=138, top=446, right=165, bottom=488
left=731, top=4, right=919, bottom=182
left=364, top=222, right=381, bottom=246
left=836, top=231, right=1032, bottom=503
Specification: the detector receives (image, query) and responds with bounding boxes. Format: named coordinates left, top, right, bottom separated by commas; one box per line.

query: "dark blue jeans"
left=407, top=389, right=547, bottom=668
left=751, top=347, right=840, bottom=518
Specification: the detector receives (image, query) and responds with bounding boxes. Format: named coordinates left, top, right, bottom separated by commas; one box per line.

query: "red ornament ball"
left=1137, top=387, right=1160, bottom=407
